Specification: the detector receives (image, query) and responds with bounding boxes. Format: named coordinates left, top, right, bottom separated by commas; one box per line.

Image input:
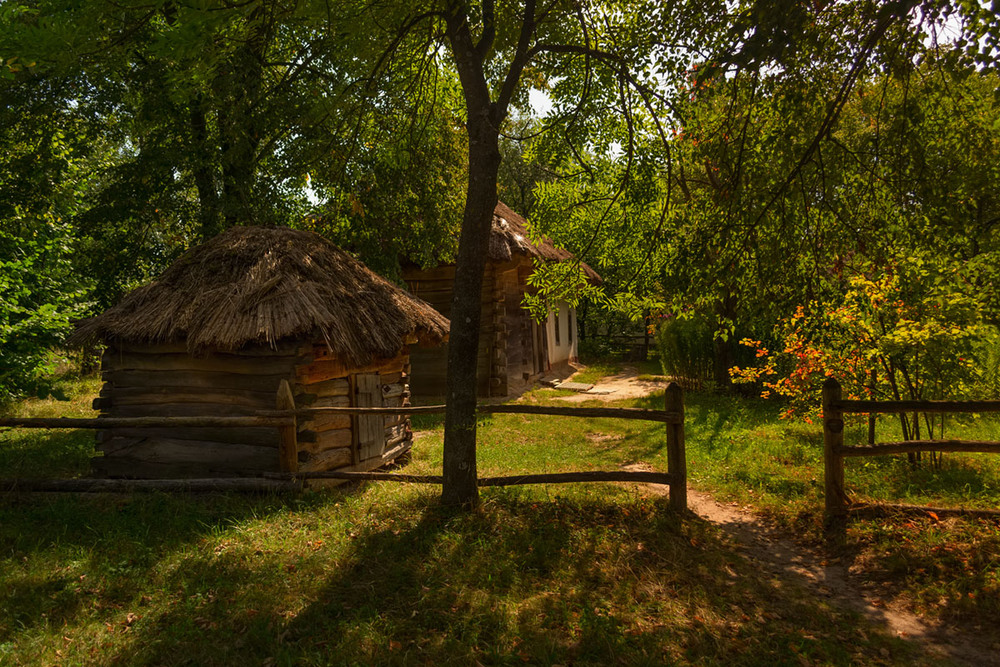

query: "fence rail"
left=823, top=377, right=1000, bottom=537
left=1, top=381, right=688, bottom=510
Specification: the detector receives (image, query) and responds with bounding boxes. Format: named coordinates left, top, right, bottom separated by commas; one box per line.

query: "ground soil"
left=553, top=365, right=1000, bottom=666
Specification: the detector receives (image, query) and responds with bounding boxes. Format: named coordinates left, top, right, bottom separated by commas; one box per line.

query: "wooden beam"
left=0, top=478, right=302, bottom=493
left=842, top=440, right=1000, bottom=457
left=835, top=398, right=1000, bottom=414
left=0, top=416, right=291, bottom=430
left=266, top=470, right=679, bottom=486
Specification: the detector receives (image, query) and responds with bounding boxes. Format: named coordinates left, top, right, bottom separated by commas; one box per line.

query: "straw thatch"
left=71, top=226, right=449, bottom=364
left=488, top=202, right=602, bottom=284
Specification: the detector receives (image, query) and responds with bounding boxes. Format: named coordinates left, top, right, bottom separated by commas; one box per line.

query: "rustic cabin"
left=403, top=202, right=600, bottom=398
left=70, top=226, right=449, bottom=479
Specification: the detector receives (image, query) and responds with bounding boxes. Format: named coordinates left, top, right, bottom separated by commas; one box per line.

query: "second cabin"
left=403, top=202, right=601, bottom=399
left=71, top=226, right=449, bottom=479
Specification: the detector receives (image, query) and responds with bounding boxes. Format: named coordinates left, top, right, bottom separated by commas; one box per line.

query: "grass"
left=1, top=371, right=998, bottom=663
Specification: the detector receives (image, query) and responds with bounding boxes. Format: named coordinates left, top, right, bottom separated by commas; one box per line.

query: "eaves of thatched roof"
left=488, top=202, right=602, bottom=285
left=70, top=226, right=449, bottom=364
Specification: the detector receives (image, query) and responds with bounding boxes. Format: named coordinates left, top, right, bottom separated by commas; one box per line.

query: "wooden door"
left=354, top=373, right=383, bottom=462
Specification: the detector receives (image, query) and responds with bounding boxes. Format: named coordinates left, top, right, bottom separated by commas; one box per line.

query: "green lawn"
left=2, top=372, right=998, bottom=664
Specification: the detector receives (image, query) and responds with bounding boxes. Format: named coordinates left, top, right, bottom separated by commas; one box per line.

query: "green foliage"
left=0, top=218, right=91, bottom=399
left=655, top=312, right=714, bottom=381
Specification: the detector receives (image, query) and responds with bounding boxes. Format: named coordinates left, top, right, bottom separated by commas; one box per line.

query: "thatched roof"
left=489, top=202, right=602, bottom=284
left=70, top=226, right=449, bottom=363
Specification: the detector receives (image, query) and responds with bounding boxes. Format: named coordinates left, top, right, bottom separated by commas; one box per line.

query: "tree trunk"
left=440, top=109, right=501, bottom=508
left=440, top=5, right=511, bottom=508
left=189, top=96, right=221, bottom=240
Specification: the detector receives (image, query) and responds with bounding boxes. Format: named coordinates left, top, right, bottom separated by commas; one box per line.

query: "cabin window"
left=554, top=312, right=560, bottom=345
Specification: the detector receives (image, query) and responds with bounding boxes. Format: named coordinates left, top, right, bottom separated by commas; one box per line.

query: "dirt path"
left=551, top=365, right=667, bottom=402
left=680, top=484, right=997, bottom=666
left=559, top=367, right=1000, bottom=666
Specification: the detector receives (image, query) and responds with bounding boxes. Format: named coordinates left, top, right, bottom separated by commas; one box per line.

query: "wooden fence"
left=822, top=377, right=1000, bottom=532
left=0, top=382, right=688, bottom=511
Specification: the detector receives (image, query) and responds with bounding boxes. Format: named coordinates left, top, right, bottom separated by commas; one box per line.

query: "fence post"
left=822, top=377, right=846, bottom=539
left=665, top=382, right=687, bottom=512
left=277, top=379, right=298, bottom=473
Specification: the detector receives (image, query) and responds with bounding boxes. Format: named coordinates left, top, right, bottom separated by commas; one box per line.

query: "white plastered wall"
left=544, top=300, right=578, bottom=366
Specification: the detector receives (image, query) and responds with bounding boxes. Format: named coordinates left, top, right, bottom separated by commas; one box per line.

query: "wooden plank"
left=103, top=351, right=300, bottom=376
left=356, top=373, right=383, bottom=461
left=299, top=446, right=352, bottom=472
left=842, top=440, right=1000, bottom=457
left=104, top=370, right=290, bottom=393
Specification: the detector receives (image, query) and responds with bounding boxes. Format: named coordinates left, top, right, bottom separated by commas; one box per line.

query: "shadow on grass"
left=0, top=489, right=310, bottom=644
left=87, top=493, right=933, bottom=666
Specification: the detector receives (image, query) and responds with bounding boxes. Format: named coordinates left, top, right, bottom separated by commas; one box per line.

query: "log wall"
left=93, top=340, right=414, bottom=478
left=405, top=261, right=522, bottom=399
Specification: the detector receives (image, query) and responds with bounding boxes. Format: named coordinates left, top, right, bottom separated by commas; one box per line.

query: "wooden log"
left=100, top=387, right=276, bottom=407
left=299, top=446, right=352, bottom=473
left=848, top=502, right=1000, bottom=519
left=295, top=378, right=350, bottom=402
left=478, top=404, right=681, bottom=423
left=97, top=437, right=280, bottom=471
left=106, top=426, right=279, bottom=448
left=296, top=356, right=403, bottom=386
left=276, top=379, right=298, bottom=473
left=383, top=414, right=406, bottom=430
left=104, top=370, right=291, bottom=393
left=0, top=478, right=301, bottom=493
left=835, top=398, right=1000, bottom=414
left=275, top=470, right=679, bottom=487
left=306, top=427, right=353, bottom=453
left=384, top=430, right=411, bottom=449
left=103, top=403, right=259, bottom=418
left=299, top=412, right=352, bottom=433
left=823, top=378, right=847, bottom=539
left=841, top=440, right=1000, bottom=457
left=102, top=351, right=301, bottom=376
left=665, top=382, right=686, bottom=512
left=0, top=415, right=290, bottom=429
left=300, top=394, right=349, bottom=409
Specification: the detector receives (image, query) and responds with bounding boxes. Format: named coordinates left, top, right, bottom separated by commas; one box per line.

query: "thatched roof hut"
left=76, top=226, right=448, bottom=480
left=404, top=202, right=600, bottom=398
